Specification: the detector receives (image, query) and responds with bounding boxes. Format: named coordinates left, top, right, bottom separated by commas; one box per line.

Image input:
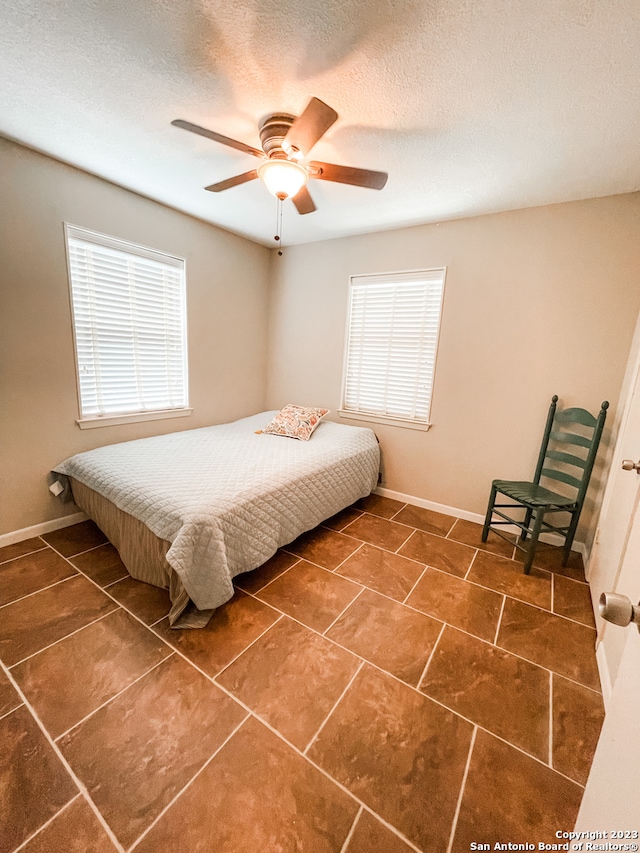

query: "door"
left=574, top=330, right=640, bottom=827
left=575, top=513, right=640, bottom=826
left=587, top=355, right=640, bottom=693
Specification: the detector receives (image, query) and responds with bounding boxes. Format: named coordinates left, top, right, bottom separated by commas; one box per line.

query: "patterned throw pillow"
left=260, top=404, right=330, bottom=441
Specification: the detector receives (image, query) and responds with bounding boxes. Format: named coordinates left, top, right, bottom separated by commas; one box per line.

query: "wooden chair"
left=481, top=395, right=608, bottom=574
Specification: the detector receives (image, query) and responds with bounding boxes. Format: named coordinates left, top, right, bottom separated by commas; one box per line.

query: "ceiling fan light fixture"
left=257, top=158, right=308, bottom=200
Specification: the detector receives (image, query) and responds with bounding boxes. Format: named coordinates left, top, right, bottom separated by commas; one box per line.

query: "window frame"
left=338, top=267, right=446, bottom=431
left=63, top=223, right=192, bottom=429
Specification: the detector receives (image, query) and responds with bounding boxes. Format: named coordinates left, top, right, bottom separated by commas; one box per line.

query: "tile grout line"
left=237, top=555, right=303, bottom=595
left=0, top=701, right=23, bottom=722
left=393, top=528, right=414, bottom=555
left=54, top=653, right=176, bottom=743
left=11, top=793, right=83, bottom=853
left=387, top=502, right=409, bottom=520
left=0, top=660, right=126, bottom=853
left=402, top=561, right=430, bottom=605
left=40, top=534, right=110, bottom=561
left=549, top=670, right=554, bottom=768
left=0, top=572, right=80, bottom=612
left=320, top=508, right=364, bottom=532
left=236, top=560, right=298, bottom=595
left=127, top=711, right=251, bottom=852
left=444, top=517, right=459, bottom=540
left=499, top=593, right=597, bottom=631
left=0, top=543, right=49, bottom=566
left=302, top=660, right=365, bottom=756
left=463, top=547, right=480, bottom=581
left=415, top=621, right=447, bottom=688
left=445, top=726, right=478, bottom=853
left=64, top=540, right=111, bottom=560
left=322, top=586, right=366, bottom=636
left=210, top=613, right=285, bottom=681
left=8, top=606, right=120, bottom=670
left=330, top=540, right=365, bottom=574
left=0, top=702, right=24, bottom=723
left=338, top=806, right=363, bottom=853
left=357, top=805, right=424, bottom=853
left=493, top=595, right=507, bottom=646
left=285, top=530, right=419, bottom=566
left=280, top=548, right=356, bottom=575
left=102, top=574, right=130, bottom=590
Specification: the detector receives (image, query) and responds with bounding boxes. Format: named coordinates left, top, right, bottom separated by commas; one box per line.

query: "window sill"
left=338, top=410, right=431, bottom=431
left=77, top=407, right=193, bottom=430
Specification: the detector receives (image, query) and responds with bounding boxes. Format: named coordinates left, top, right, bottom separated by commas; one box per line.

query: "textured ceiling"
left=1, top=0, right=639, bottom=247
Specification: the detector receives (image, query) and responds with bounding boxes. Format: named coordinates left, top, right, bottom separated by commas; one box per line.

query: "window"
left=65, top=225, right=190, bottom=428
left=340, top=268, right=446, bottom=430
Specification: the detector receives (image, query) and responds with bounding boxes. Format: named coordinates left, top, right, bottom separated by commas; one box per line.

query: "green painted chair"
left=481, top=395, right=609, bottom=574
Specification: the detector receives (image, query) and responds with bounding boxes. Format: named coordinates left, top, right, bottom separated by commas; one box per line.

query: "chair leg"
left=562, top=511, right=580, bottom=567
left=523, top=508, right=545, bottom=575
left=482, top=486, right=497, bottom=543
left=520, top=508, right=533, bottom=542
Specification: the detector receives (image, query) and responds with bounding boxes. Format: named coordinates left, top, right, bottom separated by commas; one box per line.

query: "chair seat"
left=492, top=479, right=577, bottom=508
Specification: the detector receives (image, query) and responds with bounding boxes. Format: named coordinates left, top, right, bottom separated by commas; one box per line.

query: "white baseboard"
left=374, top=486, right=585, bottom=554
left=375, top=486, right=487, bottom=525
left=0, top=512, right=88, bottom=548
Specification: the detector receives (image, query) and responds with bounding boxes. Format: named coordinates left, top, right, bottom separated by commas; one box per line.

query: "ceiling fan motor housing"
left=259, top=113, right=296, bottom=158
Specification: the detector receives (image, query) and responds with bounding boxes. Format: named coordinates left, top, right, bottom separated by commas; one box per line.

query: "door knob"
left=599, top=592, right=640, bottom=632
left=621, top=459, right=640, bottom=472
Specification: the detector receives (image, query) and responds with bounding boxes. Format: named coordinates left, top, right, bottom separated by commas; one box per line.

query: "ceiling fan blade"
left=292, top=185, right=317, bottom=215
left=308, top=161, right=388, bottom=190
left=204, top=170, right=259, bottom=192
left=282, top=98, right=338, bottom=159
left=172, top=119, right=264, bottom=159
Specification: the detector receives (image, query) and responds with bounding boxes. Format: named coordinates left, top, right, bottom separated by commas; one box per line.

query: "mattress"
left=54, top=412, right=380, bottom=625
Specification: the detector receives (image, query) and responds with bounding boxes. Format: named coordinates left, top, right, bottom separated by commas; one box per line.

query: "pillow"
left=260, top=404, right=329, bottom=441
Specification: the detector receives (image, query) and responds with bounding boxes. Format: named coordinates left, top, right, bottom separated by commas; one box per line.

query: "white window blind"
left=65, top=225, right=188, bottom=421
left=341, top=268, right=445, bottom=426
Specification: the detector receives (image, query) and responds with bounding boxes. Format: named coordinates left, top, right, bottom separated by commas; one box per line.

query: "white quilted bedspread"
left=54, top=412, right=380, bottom=610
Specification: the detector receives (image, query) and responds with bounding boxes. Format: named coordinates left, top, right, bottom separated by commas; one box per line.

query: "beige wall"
left=0, top=138, right=271, bottom=535
left=3, top=136, right=639, bottom=545
left=266, top=194, right=640, bottom=542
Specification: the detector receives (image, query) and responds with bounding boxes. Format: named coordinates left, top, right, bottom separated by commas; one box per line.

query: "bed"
left=53, top=411, right=380, bottom=627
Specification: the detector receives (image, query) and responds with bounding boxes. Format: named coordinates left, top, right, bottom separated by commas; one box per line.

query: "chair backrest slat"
left=554, top=407, right=598, bottom=427
left=541, top=467, right=583, bottom=490
left=545, top=449, right=587, bottom=469
left=549, top=429, right=593, bottom=449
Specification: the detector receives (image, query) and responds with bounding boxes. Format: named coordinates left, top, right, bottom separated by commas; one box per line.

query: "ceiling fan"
left=171, top=97, right=388, bottom=215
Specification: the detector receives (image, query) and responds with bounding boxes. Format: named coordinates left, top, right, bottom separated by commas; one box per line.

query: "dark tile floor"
left=0, top=496, right=604, bottom=853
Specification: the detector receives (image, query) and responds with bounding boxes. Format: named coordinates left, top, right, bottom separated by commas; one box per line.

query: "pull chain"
left=274, top=198, right=284, bottom=256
